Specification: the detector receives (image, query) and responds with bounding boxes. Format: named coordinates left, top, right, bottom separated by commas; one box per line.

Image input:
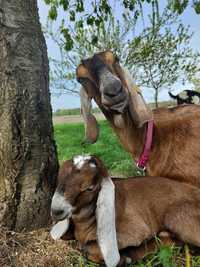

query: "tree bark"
left=154, top=88, right=159, bottom=108
left=0, top=0, right=58, bottom=231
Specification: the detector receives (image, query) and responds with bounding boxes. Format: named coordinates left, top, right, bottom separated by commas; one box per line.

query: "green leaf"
left=61, top=28, right=74, bottom=50
left=64, top=39, right=73, bottom=51
left=76, top=20, right=84, bottom=28
left=48, top=5, right=57, bottom=20
left=76, top=0, right=84, bottom=12
left=87, top=16, right=95, bottom=25
left=69, top=10, right=76, bottom=21
left=59, top=0, right=69, bottom=10
left=134, top=10, right=140, bottom=19
left=123, top=0, right=128, bottom=8
left=171, top=0, right=189, bottom=14
left=91, top=35, right=98, bottom=45
left=134, top=36, right=141, bottom=46
left=95, top=19, right=101, bottom=26
left=194, top=1, right=200, bottom=14
left=44, top=0, right=51, bottom=4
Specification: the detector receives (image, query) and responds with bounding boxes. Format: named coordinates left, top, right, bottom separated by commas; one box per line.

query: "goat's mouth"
left=50, top=192, right=74, bottom=240
left=51, top=208, right=72, bottom=221
left=50, top=209, right=73, bottom=240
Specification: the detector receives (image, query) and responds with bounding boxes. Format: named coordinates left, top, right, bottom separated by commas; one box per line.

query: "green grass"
left=54, top=121, right=199, bottom=267
left=54, top=120, right=137, bottom=177
left=66, top=241, right=186, bottom=267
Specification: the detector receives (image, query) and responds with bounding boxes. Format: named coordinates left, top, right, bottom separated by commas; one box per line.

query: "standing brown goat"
left=51, top=155, right=200, bottom=267
left=76, top=51, right=200, bottom=187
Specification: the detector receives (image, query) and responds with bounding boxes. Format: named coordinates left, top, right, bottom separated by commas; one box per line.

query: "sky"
left=37, top=0, right=200, bottom=111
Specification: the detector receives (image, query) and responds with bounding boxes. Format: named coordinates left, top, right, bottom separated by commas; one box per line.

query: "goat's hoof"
left=125, top=257, right=132, bottom=264
left=117, top=256, right=132, bottom=267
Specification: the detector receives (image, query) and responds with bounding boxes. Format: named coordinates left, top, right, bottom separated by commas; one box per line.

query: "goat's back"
left=147, top=105, right=200, bottom=186
left=113, top=176, right=200, bottom=248
left=153, top=104, right=200, bottom=126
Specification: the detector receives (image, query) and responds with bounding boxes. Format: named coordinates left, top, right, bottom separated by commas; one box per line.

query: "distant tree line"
left=53, top=107, right=101, bottom=116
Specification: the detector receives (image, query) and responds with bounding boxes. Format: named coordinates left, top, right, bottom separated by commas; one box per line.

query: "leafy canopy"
left=44, top=0, right=200, bottom=51
left=126, top=9, right=200, bottom=106
left=43, top=0, right=200, bottom=108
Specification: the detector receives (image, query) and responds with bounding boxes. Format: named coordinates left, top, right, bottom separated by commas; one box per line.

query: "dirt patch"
left=1, top=227, right=198, bottom=267
left=0, top=227, right=83, bottom=267
left=53, top=114, right=105, bottom=125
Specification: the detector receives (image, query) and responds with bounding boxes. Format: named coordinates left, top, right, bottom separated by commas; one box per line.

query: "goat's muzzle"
left=51, top=191, right=73, bottom=221
left=92, top=55, right=129, bottom=113
left=50, top=191, right=73, bottom=240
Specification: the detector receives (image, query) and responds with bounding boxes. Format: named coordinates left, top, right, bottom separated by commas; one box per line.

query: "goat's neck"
left=95, top=95, right=146, bottom=159
left=106, top=111, right=146, bottom=159
left=72, top=196, right=97, bottom=245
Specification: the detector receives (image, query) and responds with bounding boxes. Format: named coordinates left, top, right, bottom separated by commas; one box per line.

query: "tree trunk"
left=0, top=0, right=58, bottom=231
left=154, top=88, right=159, bottom=108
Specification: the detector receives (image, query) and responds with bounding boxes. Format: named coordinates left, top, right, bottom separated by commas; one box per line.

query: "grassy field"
left=54, top=120, right=137, bottom=177
left=53, top=121, right=200, bottom=267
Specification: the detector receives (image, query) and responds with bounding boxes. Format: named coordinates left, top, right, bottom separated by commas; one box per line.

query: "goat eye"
left=115, top=55, right=119, bottom=62
left=77, top=77, right=86, bottom=84
left=86, top=185, right=94, bottom=191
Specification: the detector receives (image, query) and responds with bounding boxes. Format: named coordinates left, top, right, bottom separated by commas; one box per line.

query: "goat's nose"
left=102, top=76, right=122, bottom=97
left=92, top=55, right=123, bottom=96
left=100, top=72, right=123, bottom=97
left=51, top=191, right=73, bottom=220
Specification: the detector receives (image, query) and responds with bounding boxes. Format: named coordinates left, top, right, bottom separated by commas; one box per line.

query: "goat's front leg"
left=82, top=241, right=127, bottom=267
left=120, top=231, right=176, bottom=264
left=119, top=232, right=176, bottom=267
left=60, top=221, right=75, bottom=240
left=81, top=241, right=104, bottom=265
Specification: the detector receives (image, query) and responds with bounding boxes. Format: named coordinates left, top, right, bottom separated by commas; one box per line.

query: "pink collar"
left=136, top=120, right=154, bottom=171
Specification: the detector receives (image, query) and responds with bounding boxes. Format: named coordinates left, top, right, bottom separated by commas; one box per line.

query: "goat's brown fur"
left=76, top=51, right=200, bottom=187
left=52, top=156, right=200, bottom=265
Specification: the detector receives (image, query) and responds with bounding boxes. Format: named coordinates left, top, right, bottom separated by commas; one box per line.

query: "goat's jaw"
left=50, top=192, right=74, bottom=240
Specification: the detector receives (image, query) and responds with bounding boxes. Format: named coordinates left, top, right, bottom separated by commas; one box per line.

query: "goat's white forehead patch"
left=89, top=163, right=96, bottom=168
left=73, top=155, right=91, bottom=169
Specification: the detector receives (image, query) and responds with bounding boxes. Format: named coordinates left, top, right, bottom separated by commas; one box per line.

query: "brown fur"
left=53, top=156, right=200, bottom=265
left=76, top=51, right=200, bottom=187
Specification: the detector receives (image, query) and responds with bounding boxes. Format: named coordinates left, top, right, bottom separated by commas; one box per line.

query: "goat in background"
left=76, top=51, right=200, bottom=187
left=51, top=155, right=200, bottom=267
left=169, top=90, right=200, bottom=105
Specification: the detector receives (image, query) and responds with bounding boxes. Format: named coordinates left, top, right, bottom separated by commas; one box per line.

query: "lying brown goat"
left=76, top=51, right=200, bottom=187
left=51, top=155, right=200, bottom=267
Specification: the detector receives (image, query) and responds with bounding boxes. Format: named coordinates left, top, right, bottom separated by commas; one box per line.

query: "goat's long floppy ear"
left=96, top=177, right=120, bottom=267
left=50, top=218, right=70, bottom=240
left=80, top=87, right=99, bottom=144
left=123, top=68, right=153, bottom=128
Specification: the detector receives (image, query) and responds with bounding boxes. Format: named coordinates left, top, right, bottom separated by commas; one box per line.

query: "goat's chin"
left=113, top=114, right=125, bottom=128
left=50, top=217, right=70, bottom=240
